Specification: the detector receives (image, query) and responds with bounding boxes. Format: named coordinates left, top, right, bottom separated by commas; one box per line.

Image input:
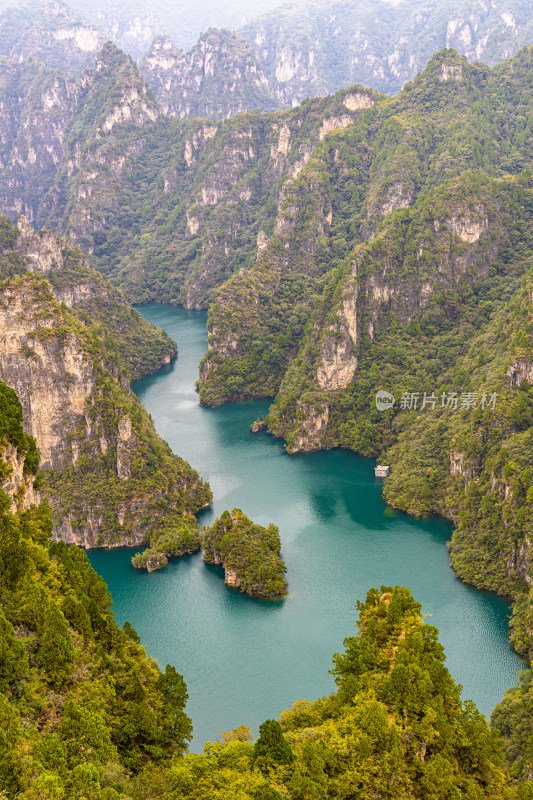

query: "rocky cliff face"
left=198, top=48, right=533, bottom=408
left=0, top=278, right=98, bottom=471
left=241, top=0, right=533, bottom=102
left=0, top=2, right=104, bottom=75
left=0, top=56, right=79, bottom=223
left=40, top=42, right=159, bottom=248
left=0, top=442, right=40, bottom=513
left=267, top=176, right=511, bottom=452
left=140, top=29, right=277, bottom=121
left=0, top=215, right=210, bottom=547
left=14, top=216, right=178, bottom=380
left=0, top=41, right=159, bottom=251
left=0, top=377, right=40, bottom=514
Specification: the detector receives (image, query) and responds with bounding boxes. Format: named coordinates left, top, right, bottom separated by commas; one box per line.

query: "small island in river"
left=132, top=508, right=288, bottom=598
left=203, top=509, right=288, bottom=598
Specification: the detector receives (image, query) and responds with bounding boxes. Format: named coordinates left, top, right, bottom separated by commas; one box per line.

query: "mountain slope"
left=0, top=386, right=193, bottom=796
left=241, top=0, right=533, bottom=102
left=199, top=46, right=533, bottom=406
left=0, top=215, right=211, bottom=547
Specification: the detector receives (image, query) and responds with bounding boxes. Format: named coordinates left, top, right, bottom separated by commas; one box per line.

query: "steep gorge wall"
left=197, top=48, right=533, bottom=408
left=0, top=216, right=210, bottom=547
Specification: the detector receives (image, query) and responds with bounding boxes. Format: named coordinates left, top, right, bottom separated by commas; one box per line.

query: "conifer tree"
left=254, top=719, right=293, bottom=769
left=39, top=603, right=76, bottom=689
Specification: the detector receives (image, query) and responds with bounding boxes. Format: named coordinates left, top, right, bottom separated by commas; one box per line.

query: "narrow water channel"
left=88, top=303, right=523, bottom=751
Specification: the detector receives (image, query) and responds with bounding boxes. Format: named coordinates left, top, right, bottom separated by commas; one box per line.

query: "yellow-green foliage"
left=154, top=586, right=521, bottom=800
left=0, top=386, right=192, bottom=798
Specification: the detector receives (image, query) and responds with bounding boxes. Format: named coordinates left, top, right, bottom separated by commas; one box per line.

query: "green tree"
left=253, top=786, right=283, bottom=800
left=0, top=694, right=23, bottom=795
left=39, top=603, right=76, bottom=688
left=58, top=702, right=116, bottom=768
left=254, top=719, right=293, bottom=770
left=0, top=608, right=28, bottom=692
left=157, top=664, right=193, bottom=751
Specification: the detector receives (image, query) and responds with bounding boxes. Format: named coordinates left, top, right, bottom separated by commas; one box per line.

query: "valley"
left=89, top=304, right=524, bottom=752
left=0, top=4, right=533, bottom=795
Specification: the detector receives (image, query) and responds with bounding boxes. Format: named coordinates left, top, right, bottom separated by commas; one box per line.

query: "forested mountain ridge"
left=200, top=45, right=533, bottom=406
left=240, top=0, right=533, bottom=103
left=2, top=0, right=533, bottom=117
left=1, top=43, right=531, bottom=318
left=0, top=40, right=380, bottom=306
left=0, top=214, right=210, bottom=548
left=0, top=383, right=194, bottom=797
left=0, top=41, right=158, bottom=228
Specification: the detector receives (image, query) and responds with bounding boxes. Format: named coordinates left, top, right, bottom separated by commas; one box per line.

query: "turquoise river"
left=88, top=304, right=524, bottom=751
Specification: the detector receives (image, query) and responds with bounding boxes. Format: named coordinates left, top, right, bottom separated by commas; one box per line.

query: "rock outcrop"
left=140, top=30, right=277, bottom=120
left=0, top=442, right=40, bottom=513
left=0, top=215, right=210, bottom=547
left=202, top=509, right=287, bottom=597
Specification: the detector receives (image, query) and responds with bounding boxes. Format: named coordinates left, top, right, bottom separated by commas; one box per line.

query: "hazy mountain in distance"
left=0, top=1, right=105, bottom=73
left=140, top=0, right=533, bottom=117
left=240, top=0, right=533, bottom=101
left=0, top=0, right=290, bottom=55
left=2, top=0, right=531, bottom=119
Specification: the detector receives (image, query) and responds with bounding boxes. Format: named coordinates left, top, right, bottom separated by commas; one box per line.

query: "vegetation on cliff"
left=0, top=382, right=39, bottom=481
left=0, top=381, right=192, bottom=798
left=131, top=509, right=287, bottom=598
left=202, top=509, right=287, bottom=597
left=0, top=215, right=211, bottom=547
left=132, top=525, right=201, bottom=571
